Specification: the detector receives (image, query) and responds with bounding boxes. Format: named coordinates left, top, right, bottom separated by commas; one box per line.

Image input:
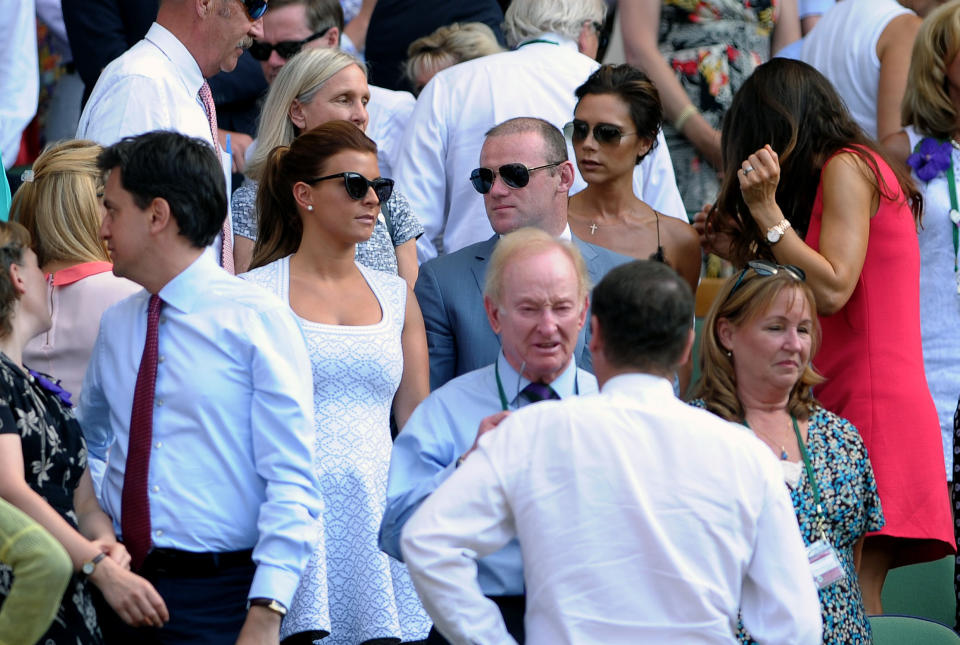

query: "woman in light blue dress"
left=241, top=121, right=431, bottom=644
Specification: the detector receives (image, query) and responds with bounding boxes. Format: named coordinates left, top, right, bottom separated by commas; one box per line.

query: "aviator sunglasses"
left=729, top=259, right=806, bottom=297
left=239, top=0, right=268, bottom=20
left=248, top=28, right=331, bottom=61
left=563, top=119, right=635, bottom=145
left=306, top=172, right=394, bottom=203
left=469, top=162, right=563, bottom=194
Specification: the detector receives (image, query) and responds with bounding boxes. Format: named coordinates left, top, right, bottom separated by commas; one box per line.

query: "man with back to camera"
left=401, top=260, right=823, bottom=645
left=79, top=130, right=321, bottom=645
left=381, top=226, right=599, bottom=644
left=414, top=117, right=631, bottom=390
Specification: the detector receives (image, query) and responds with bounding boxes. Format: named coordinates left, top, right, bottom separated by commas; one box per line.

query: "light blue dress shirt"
left=78, top=252, right=322, bottom=607
left=379, top=352, right=597, bottom=596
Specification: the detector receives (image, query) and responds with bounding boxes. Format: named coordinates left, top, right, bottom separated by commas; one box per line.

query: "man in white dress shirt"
left=76, top=0, right=266, bottom=273
left=401, top=260, right=823, bottom=645
left=395, top=0, right=686, bottom=262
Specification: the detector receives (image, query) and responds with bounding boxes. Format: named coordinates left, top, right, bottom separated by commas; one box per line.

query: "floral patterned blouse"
left=691, top=401, right=884, bottom=644
left=659, top=0, right=779, bottom=213
left=0, top=352, right=103, bottom=644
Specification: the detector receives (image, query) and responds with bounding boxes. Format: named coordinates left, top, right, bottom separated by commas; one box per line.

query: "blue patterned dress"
left=691, top=402, right=884, bottom=643
left=243, top=257, right=431, bottom=645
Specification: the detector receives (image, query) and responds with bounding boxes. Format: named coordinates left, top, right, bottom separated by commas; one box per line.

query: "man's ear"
left=557, top=160, right=576, bottom=194
left=675, top=328, right=696, bottom=368
left=577, top=294, right=589, bottom=331
left=289, top=99, right=307, bottom=130
left=323, top=26, right=340, bottom=48
left=484, top=295, right=502, bottom=335
left=148, top=197, right=173, bottom=236
left=587, top=314, right=601, bottom=356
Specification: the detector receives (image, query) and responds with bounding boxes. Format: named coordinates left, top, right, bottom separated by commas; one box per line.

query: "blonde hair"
left=247, top=47, right=365, bottom=181
left=503, top=0, right=605, bottom=48
left=902, top=0, right=960, bottom=139
left=484, top=227, right=590, bottom=307
left=10, top=140, right=110, bottom=268
left=693, top=268, right=824, bottom=421
left=404, top=22, right=504, bottom=91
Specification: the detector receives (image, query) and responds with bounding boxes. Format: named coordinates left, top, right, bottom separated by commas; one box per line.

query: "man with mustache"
left=77, top=0, right=267, bottom=274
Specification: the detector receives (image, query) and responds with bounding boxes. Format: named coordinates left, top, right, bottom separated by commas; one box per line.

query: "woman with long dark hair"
left=703, top=57, right=953, bottom=613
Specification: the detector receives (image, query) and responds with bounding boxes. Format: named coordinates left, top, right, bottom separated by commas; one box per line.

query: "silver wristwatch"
left=766, top=219, right=792, bottom=244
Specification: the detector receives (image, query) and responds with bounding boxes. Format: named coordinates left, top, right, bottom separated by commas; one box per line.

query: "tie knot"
left=521, top=381, right=559, bottom=404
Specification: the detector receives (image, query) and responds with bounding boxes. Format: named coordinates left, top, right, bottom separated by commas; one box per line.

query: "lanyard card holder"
left=806, top=535, right=845, bottom=590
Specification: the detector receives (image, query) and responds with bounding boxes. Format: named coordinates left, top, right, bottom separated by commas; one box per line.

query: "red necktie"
left=121, top=294, right=162, bottom=571
left=198, top=80, right=235, bottom=274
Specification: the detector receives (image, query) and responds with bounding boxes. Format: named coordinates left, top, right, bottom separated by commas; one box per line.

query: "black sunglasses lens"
left=498, top=164, right=530, bottom=189
left=341, top=173, right=368, bottom=200
left=594, top=124, right=624, bottom=144
left=372, top=179, right=394, bottom=203
left=276, top=41, right=304, bottom=59
left=248, top=41, right=271, bottom=60
left=569, top=121, right=589, bottom=142
left=244, top=0, right=268, bottom=19
left=470, top=168, right=494, bottom=194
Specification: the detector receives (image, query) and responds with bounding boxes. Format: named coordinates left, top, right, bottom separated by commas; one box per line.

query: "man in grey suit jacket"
left=415, top=117, right=631, bottom=390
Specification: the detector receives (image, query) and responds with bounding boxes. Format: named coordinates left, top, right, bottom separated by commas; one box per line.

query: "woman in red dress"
left=700, top=57, right=954, bottom=613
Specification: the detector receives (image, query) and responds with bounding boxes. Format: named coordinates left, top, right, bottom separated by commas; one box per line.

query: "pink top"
left=24, top=262, right=141, bottom=399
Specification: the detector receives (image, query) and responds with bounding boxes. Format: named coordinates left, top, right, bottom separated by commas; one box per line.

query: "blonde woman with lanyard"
left=693, top=260, right=883, bottom=644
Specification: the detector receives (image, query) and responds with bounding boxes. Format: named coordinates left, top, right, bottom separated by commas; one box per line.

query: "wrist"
left=87, top=554, right=118, bottom=586
left=245, top=604, right=283, bottom=630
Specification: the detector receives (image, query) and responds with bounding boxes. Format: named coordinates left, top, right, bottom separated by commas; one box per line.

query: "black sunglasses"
left=306, top=172, right=394, bottom=203
left=240, top=0, right=268, bottom=21
left=469, top=162, right=563, bottom=194
left=729, top=260, right=806, bottom=297
left=563, top=119, right=634, bottom=145
left=248, top=28, right=331, bottom=61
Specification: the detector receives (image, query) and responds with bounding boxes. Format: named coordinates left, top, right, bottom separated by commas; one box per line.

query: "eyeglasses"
left=306, top=172, right=394, bottom=203
left=469, top=162, right=563, bottom=194
left=563, top=119, right=634, bottom=145
left=729, top=260, right=806, bottom=297
left=239, top=0, right=268, bottom=21
left=248, top=28, right=331, bottom=61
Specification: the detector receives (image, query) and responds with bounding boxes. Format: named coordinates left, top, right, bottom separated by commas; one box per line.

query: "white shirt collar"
left=497, top=350, right=578, bottom=407
left=515, top=32, right=580, bottom=53
left=145, top=22, right=206, bottom=96
left=601, top=372, right=676, bottom=401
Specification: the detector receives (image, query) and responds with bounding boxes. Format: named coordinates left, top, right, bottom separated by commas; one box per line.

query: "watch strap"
left=247, top=597, right=287, bottom=617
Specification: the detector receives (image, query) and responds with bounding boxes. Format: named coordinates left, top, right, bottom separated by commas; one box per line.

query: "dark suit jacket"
left=415, top=233, right=631, bottom=391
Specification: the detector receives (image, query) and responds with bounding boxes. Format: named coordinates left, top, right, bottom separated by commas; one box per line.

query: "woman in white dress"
left=241, top=120, right=430, bottom=644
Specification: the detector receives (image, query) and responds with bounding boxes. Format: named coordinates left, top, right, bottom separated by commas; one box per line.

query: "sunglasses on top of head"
left=469, top=161, right=563, bottom=194
left=239, top=0, right=268, bottom=21
left=306, top=172, right=394, bottom=203
left=728, top=259, right=806, bottom=298
left=563, top=119, right=634, bottom=145
left=248, top=28, right=332, bottom=61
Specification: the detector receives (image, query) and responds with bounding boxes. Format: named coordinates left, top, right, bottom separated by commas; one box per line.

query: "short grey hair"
left=503, top=0, right=606, bottom=47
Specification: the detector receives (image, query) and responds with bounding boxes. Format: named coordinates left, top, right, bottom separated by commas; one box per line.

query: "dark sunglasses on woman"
left=248, top=28, right=331, bottom=61
left=563, top=119, right=635, bottom=146
left=306, top=172, right=395, bottom=203
left=729, top=259, right=806, bottom=297
left=469, top=162, right=563, bottom=194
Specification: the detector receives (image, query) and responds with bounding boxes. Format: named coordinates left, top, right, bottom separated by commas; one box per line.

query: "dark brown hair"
left=0, top=222, right=33, bottom=338
left=251, top=120, right=377, bottom=269
left=713, top=58, right=922, bottom=265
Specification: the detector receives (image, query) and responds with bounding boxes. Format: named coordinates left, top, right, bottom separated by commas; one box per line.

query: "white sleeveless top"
left=800, top=0, right=911, bottom=139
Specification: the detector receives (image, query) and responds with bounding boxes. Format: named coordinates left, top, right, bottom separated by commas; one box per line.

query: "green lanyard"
left=745, top=415, right=827, bottom=540
left=516, top=38, right=559, bottom=48
left=493, top=359, right=578, bottom=411
left=946, top=154, right=959, bottom=274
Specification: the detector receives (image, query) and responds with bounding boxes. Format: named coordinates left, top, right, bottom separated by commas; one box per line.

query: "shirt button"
left=156, top=399, right=164, bottom=407
left=151, top=485, right=160, bottom=493
left=154, top=529, right=163, bottom=537
left=159, top=316, right=167, bottom=324
left=158, top=355, right=165, bottom=363
left=155, top=441, right=162, bottom=448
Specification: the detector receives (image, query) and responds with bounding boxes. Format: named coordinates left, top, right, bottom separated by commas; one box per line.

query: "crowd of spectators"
left=1, top=0, right=959, bottom=644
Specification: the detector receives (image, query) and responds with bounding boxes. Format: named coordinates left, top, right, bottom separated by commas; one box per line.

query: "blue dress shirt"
left=379, top=352, right=597, bottom=595
left=78, top=252, right=322, bottom=607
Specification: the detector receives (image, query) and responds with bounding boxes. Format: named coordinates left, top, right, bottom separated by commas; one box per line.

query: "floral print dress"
left=659, top=0, right=779, bottom=213
left=0, top=352, right=103, bottom=645
left=691, top=401, right=884, bottom=643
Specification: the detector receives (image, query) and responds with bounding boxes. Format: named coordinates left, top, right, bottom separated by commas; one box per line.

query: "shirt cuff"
left=248, top=563, right=301, bottom=608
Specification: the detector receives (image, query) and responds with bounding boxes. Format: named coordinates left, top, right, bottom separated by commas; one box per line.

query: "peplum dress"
left=804, top=148, right=954, bottom=566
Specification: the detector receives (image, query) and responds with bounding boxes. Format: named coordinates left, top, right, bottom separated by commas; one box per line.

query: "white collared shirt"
left=394, top=34, right=687, bottom=262
left=0, top=0, right=38, bottom=169
left=401, top=373, right=822, bottom=645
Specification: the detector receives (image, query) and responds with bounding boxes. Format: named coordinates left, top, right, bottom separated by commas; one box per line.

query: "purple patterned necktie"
left=521, top=381, right=560, bottom=404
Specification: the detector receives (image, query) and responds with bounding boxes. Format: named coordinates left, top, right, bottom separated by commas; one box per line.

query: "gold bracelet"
left=673, top=104, right=698, bottom=132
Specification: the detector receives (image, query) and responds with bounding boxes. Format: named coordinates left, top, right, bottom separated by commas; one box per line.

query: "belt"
left=140, top=547, right=254, bottom=578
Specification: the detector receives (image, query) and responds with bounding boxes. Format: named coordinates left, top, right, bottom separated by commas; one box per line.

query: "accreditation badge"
left=806, top=538, right=845, bottom=589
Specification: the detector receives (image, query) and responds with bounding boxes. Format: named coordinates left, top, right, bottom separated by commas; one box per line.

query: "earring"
left=725, top=350, right=732, bottom=358
left=307, top=205, right=314, bottom=212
